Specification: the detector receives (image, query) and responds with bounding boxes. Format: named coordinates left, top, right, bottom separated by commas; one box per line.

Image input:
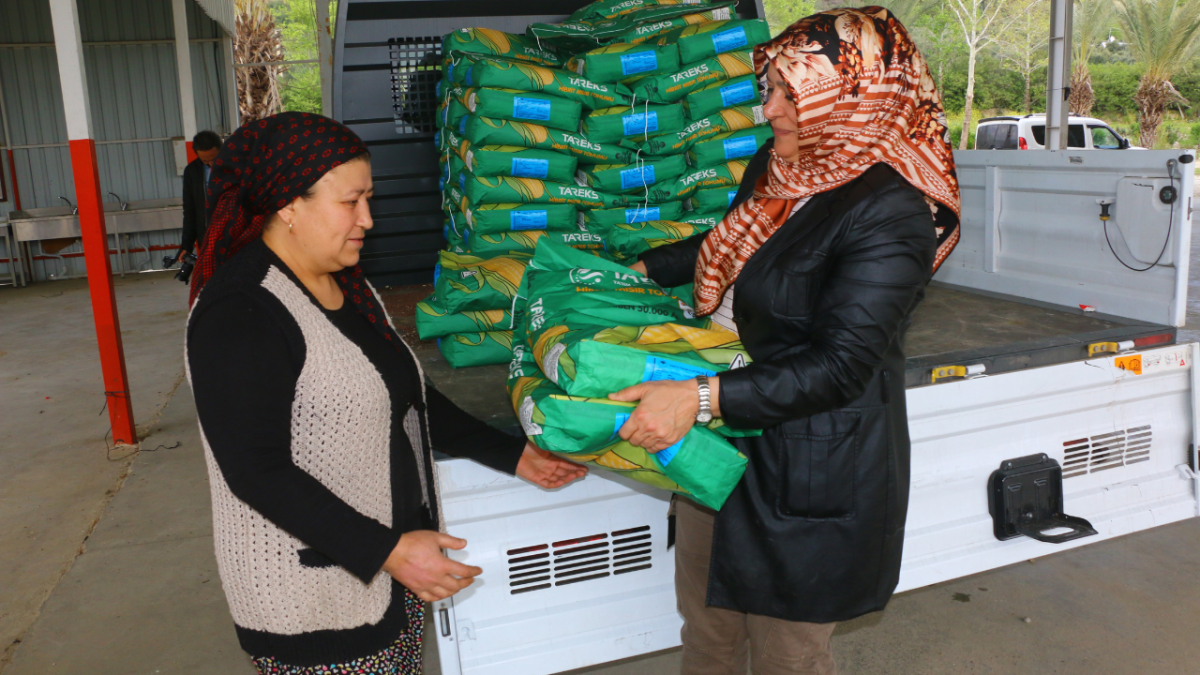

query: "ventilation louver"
left=388, top=36, right=442, bottom=136
left=1062, top=425, right=1152, bottom=478
left=507, top=526, right=654, bottom=595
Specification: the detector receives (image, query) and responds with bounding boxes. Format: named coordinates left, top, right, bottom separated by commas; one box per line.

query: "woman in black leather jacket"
left=612, top=9, right=962, bottom=674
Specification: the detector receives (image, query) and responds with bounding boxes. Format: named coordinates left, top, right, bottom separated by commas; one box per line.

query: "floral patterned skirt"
left=251, top=589, right=424, bottom=675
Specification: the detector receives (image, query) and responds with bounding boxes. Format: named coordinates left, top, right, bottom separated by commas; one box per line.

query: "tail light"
left=1133, top=333, right=1173, bottom=348
left=1018, top=137, right=1028, bottom=150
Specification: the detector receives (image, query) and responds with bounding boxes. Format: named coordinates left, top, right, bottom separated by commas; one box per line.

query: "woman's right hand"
left=382, top=531, right=482, bottom=602
left=628, top=260, right=648, bottom=275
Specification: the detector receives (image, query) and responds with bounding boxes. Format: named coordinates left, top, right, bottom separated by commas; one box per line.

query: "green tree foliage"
left=763, top=0, right=817, bottom=35
left=270, top=0, right=335, bottom=114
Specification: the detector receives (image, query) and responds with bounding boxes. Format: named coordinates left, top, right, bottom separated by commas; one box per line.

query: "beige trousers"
left=675, top=496, right=837, bottom=675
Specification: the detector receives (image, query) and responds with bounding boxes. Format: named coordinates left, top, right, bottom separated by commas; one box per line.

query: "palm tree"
left=235, top=0, right=285, bottom=123
left=1114, top=0, right=1200, bottom=147
left=1070, top=0, right=1115, bottom=116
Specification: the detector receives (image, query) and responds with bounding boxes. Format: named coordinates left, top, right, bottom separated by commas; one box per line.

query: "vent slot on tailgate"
left=389, top=36, right=442, bottom=136
left=507, top=526, right=654, bottom=595
left=1062, top=425, right=1152, bottom=478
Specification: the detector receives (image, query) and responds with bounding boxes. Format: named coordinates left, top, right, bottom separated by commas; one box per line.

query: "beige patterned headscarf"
left=693, top=7, right=960, bottom=316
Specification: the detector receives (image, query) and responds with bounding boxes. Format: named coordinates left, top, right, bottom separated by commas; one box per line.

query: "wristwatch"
left=694, top=375, right=713, bottom=425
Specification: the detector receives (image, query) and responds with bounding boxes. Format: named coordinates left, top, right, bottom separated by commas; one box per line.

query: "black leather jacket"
left=640, top=142, right=937, bottom=623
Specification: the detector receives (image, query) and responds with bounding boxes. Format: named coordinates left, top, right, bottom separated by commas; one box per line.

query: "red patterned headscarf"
left=693, top=8, right=960, bottom=316
left=190, top=114, right=402, bottom=348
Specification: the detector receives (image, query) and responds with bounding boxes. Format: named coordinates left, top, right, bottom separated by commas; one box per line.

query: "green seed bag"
left=683, top=74, right=759, bottom=120
left=463, top=202, right=581, bottom=235
left=531, top=321, right=751, bottom=399
left=464, top=57, right=633, bottom=109
left=567, top=43, right=681, bottom=84
left=437, top=97, right=472, bottom=129
left=626, top=50, right=752, bottom=103
left=611, top=4, right=734, bottom=43
left=461, top=87, right=583, bottom=133
left=583, top=201, right=685, bottom=228
left=461, top=116, right=640, bottom=165
left=639, top=103, right=764, bottom=155
left=438, top=330, right=515, bottom=368
left=580, top=103, right=686, bottom=144
left=433, top=250, right=531, bottom=313
left=443, top=216, right=468, bottom=254
left=644, top=157, right=748, bottom=201
left=464, top=174, right=632, bottom=210
left=464, top=145, right=579, bottom=184
left=659, top=19, right=771, bottom=64
left=509, top=375, right=749, bottom=510
left=687, top=125, right=773, bottom=167
left=568, top=0, right=713, bottom=22
left=688, top=185, right=740, bottom=213
left=415, top=297, right=513, bottom=340
left=442, top=28, right=563, bottom=68
left=577, top=154, right=688, bottom=194
left=601, top=219, right=707, bottom=260
left=466, top=229, right=609, bottom=258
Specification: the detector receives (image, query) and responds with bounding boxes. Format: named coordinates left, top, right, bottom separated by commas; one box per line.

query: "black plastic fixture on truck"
left=988, top=453, right=1098, bottom=544
left=390, top=36, right=443, bottom=136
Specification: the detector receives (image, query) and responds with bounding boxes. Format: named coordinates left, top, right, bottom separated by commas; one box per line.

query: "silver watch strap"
left=696, top=374, right=711, bottom=418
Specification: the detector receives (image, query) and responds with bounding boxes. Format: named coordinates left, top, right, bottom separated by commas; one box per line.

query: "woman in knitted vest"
left=186, top=113, right=586, bottom=674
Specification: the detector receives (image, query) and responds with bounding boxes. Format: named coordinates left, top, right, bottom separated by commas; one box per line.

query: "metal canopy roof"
left=193, top=0, right=233, bottom=36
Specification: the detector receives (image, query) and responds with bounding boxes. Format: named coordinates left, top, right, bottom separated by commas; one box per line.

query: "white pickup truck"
left=423, top=149, right=1199, bottom=675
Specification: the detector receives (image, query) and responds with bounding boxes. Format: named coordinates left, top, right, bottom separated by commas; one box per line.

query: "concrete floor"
left=2, top=232, right=1200, bottom=674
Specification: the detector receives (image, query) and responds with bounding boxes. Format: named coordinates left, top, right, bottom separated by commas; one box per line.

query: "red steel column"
left=49, top=0, right=136, bottom=446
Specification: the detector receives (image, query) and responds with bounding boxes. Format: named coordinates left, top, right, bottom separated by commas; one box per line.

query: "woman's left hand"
left=609, top=379, right=708, bottom=452
left=516, top=442, right=589, bottom=489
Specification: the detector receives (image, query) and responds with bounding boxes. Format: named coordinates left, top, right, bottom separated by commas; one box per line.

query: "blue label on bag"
left=459, top=116, right=469, bottom=134
left=723, top=135, right=758, bottom=159
left=625, top=206, right=660, bottom=223
left=642, top=355, right=717, bottom=383
left=728, top=190, right=738, bottom=207
left=620, top=50, right=659, bottom=76
left=511, top=209, right=548, bottom=230
left=512, top=157, right=550, bottom=179
left=612, top=412, right=684, bottom=465
left=464, top=68, right=474, bottom=86
left=459, top=173, right=466, bottom=191
left=711, top=26, right=748, bottom=54
left=622, top=111, right=659, bottom=136
left=513, top=96, right=552, bottom=121
left=433, top=264, right=442, bottom=285
left=446, top=62, right=454, bottom=81
left=720, top=79, right=756, bottom=107
left=620, top=164, right=656, bottom=190
left=436, top=80, right=443, bottom=98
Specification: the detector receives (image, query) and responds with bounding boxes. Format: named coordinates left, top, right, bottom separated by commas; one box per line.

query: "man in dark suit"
left=180, top=130, right=223, bottom=256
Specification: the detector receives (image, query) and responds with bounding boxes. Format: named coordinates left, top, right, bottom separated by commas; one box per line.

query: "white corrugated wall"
left=0, top=0, right=233, bottom=281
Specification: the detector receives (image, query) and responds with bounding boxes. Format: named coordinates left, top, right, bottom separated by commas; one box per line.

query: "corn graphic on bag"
left=640, top=104, right=764, bottom=155
left=644, top=157, right=748, bottom=202
left=683, top=74, right=759, bottom=120
left=464, top=145, right=579, bottom=184
left=626, top=50, right=752, bottom=103
left=460, top=55, right=632, bottom=109
left=438, top=330, right=515, bottom=368
left=415, top=297, right=513, bottom=340
left=600, top=219, right=706, bottom=260
left=583, top=201, right=685, bottom=228
left=580, top=103, right=686, bottom=144
left=659, top=19, right=771, bottom=64
left=568, top=43, right=681, bottom=84
left=463, top=202, right=580, bottom=235
left=461, top=116, right=640, bottom=165
left=442, top=28, right=563, bottom=68
left=466, top=229, right=609, bottom=258
left=433, top=250, right=531, bottom=313
left=687, top=125, right=773, bottom=167
left=509, top=375, right=748, bottom=510
left=460, top=87, right=583, bottom=132
left=577, top=154, right=688, bottom=194
left=463, top=174, right=632, bottom=209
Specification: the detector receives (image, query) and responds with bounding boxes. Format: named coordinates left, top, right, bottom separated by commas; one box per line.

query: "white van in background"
left=975, top=113, right=1141, bottom=150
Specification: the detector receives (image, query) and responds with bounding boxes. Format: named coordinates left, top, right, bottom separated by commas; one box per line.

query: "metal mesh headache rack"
left=389, top=36, right=442, bottom=136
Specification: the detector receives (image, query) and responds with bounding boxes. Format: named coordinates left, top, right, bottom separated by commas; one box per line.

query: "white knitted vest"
left=189, top=267, right=428, bottom=635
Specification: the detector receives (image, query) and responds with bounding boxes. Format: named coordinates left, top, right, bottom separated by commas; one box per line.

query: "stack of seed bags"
left=507, top=241, right=755, bottom=509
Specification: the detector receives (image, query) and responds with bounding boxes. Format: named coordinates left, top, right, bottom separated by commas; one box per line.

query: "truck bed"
left=904, top=283, right=1175, bottom=387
